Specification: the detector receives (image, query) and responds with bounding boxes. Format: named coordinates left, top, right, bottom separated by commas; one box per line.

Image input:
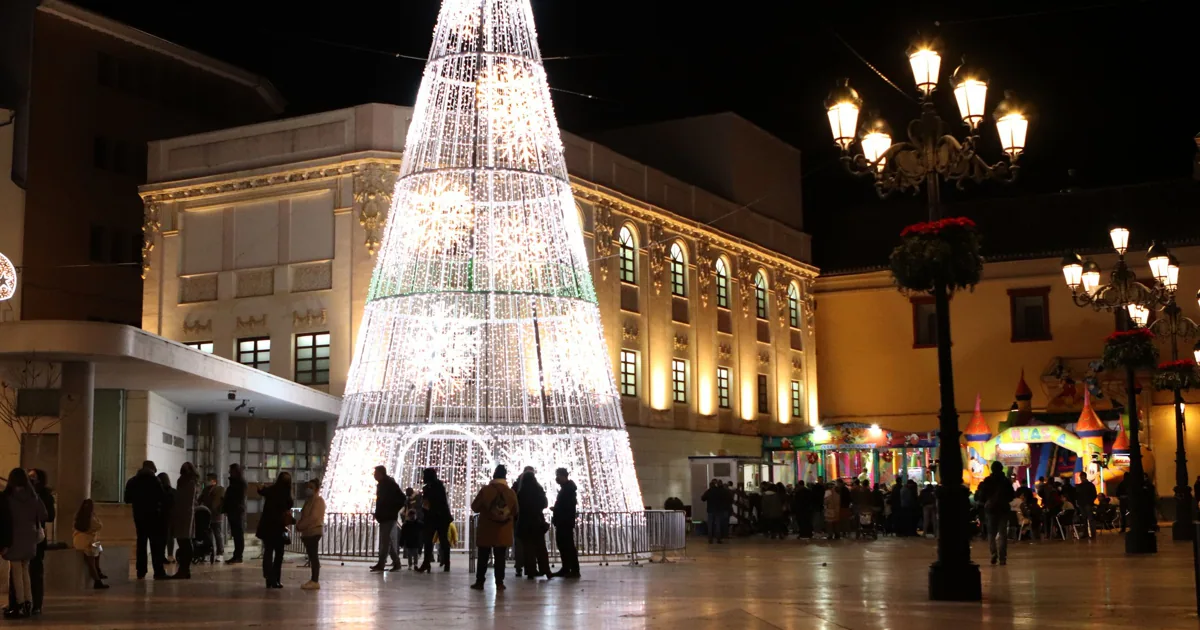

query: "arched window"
left=754, top=271, right=768, bottom=319
left=669, top=242, right=687, bottom=297
left=787, top=282, right=801, bottom=328
left=714, top=257, right=729, bottom=309
left=618, top=225, right=637, bottom=284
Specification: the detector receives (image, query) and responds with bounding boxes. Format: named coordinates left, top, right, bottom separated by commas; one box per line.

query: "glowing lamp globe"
left=1167, top=254, right=1180, bottom=292
left=1193, top=339, right=1200, bottom=363
left=1109, top=226, right=1130, bottom=255
left=993, top=91, right=1028, bottom=158
left=1147, top=242, right=1171, bottom=285
left=1061, top=252, right=1083, bottom=289
left=1127, top=304, right=1150, bottom=328
left=859, top=114, right=892, bottom=168
left=951, top=58, right=989, bottom=129
left=1081, top=260, right=1102, bottom=294
left=906, top=44, right=941, bottom=96
left=825, top=79, right=862, bottom=151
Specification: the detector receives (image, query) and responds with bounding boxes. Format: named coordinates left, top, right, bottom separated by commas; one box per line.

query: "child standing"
left=72, top=499, right=109, bottom=590
left=399, top=510, right=422, bottom=569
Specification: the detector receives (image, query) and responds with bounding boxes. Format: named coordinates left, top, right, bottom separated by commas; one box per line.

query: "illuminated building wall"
left=140, top=116, right=817, bottom=509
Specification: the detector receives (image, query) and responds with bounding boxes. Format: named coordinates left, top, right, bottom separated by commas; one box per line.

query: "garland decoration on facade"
left=888, top=217, right=983, bottom=294
left=806, top=452, right=820, bottom=465
left=1102, top=329, right=1159, bottom=370
left=1152, top=358, right=1200, bottom=392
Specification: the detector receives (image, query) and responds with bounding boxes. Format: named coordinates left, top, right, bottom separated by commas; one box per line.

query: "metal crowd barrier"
left=290, top=509, right=687, bottom=568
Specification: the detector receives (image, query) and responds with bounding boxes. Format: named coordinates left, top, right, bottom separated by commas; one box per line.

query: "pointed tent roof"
left=964, top=394, right=991, bottom=439
left=1015, top=369, right=1032, bottom=400
left=1075, top=390, right=1106, bottom=434
left=1112, top=415, right=1130, bottom=452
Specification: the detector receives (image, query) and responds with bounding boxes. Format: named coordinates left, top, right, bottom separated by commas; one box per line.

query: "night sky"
left=75, top=0, right=1199, bottom=268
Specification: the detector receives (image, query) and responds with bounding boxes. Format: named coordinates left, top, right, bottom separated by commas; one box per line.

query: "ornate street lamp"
left=825, top=38, right=1029, bottom=602
left=1063, top=234, right=1190, bottom=550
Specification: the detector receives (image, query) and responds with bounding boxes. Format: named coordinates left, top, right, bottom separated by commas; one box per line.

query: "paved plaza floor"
left=31, top=533, right=1200, bottom=629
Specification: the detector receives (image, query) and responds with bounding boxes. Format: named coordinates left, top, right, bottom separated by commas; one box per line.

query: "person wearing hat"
left=470, top=465, right=519, bottom=590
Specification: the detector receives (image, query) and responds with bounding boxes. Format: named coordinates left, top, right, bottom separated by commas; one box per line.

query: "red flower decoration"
left=899, top=216, right=977, bottom=239
left=1158, top=359, right=1197, bottom=371
left=1105, top=328, right=1156, bottom=343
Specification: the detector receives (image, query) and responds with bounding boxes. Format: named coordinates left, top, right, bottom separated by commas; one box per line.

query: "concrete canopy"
left=0, top=321, right=340, bottom=421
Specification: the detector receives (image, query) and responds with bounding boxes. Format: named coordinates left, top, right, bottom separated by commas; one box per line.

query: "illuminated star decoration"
left=323, top=0, right=644, bottom=536
left=0, top=252, right=16, bottom=302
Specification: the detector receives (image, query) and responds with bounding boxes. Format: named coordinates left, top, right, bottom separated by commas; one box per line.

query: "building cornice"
left=138, top=156, right=820, bottom=282
left=39, top=0, right=286, bottom=113
left=572, top=178, right=819, bottom=280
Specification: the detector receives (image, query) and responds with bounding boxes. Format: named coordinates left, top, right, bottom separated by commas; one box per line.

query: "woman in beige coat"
left=296, top=479, right=326, bottom=590
left=470, top=465, right=518, bottom=590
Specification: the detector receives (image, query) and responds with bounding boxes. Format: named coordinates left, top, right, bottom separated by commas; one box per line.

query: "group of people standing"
left=369, top=464, right=579, bottom=591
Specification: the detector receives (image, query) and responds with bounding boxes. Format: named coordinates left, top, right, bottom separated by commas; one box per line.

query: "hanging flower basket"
left=879, top=451, right=894, bottom=463
left=1102, top=329, right=1159, bottom=370
left=888, top=217, right=984, bottom=294
left=806, top=452, right=820, bottom=465
left=1152, top=359, right=1200, bottom=391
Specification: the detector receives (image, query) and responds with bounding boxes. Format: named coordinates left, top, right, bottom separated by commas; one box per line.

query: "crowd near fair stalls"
left=763, top=424, right=942, bottom=486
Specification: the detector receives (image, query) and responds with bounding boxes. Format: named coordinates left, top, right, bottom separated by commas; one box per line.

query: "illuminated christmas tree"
left=323, top=0, right=644, bottom=528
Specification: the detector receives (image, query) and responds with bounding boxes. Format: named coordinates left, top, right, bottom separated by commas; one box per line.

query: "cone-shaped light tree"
left=323, top=0, right=644, bottom=528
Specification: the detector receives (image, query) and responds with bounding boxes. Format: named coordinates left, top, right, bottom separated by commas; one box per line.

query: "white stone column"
left=212, top=412, right=230, bottom=483
left=58, top=361, right=94, bottom=522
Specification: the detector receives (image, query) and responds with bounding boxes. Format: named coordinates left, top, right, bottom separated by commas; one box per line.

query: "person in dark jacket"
left=157, top=473, right=176, bottom=563
left=792, top=482, right=813, bottom=538
left=370, top=466, right=404, bottom=572
left=224, top=464, right=247, bottom=563
left=4, top=469, right=47, bottom=619
left=514, top=470, right=551, bottom=579
left=1076, top=472, right=1098, bottom=539
left=169, top=463, right=200, bottom=579
left=700, top=479, right=733, bottom=543
left=511, top=466, right=534, bottom=577
left=255, top=472, right=293, bottom=588
left=417, top=468, right=451, bottom=573
left=8, top=469, right=53, bottom=615
left=124, top=461, right=167, bottom=579
left=975, top=461, right=1016, bottom=565
left=551, top=468, right=579, bottom=578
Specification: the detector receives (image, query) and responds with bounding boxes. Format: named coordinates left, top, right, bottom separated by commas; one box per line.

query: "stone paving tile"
left=28, top=532, right=1200, bottom=629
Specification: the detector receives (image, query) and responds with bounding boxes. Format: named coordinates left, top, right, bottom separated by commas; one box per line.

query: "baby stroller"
left=855, top=509, right=878, bottom=539
left=192, top=505, right=214, bottom=565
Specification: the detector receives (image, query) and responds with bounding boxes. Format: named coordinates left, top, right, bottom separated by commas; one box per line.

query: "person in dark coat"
left=975, top=461, right=1016, bottom=565
left=470, top=465, right=518, bottom=590
left=551, top=468, right=579, bottom=578
left=124, top=461, right=167, bottom=579
left=417, top=468, right=451, bottom=573
left=8, top=469, right=53, bottom=615
left=700, top=479, right=733, bottom=543
left=369, top=466, right=404, bottom=572
left=515, top=470, right=551, bottom=580
left=169, top=462, right=200, bottom=578
left=224, top=464, right=247, bottom=563
left=792, top=482, right=813, bottom=538
left=157, top=473, right=176, bottom=562
left=511, top=466, right=534, bottom=578
left=3, top=468, right=47, bottom=619
left=255, top=472, right=294, bottom=589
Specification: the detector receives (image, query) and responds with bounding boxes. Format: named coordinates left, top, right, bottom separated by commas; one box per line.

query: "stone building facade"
left=138, top=104, right=818, bottom=506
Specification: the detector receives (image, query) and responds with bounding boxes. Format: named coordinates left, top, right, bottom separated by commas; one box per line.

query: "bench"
left=44, top=545, right=130, bottom=591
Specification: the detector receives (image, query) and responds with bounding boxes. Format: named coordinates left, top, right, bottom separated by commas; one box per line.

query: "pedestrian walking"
left=199, top=473, right=225, bottom=562
left=3, top=468, right=47, bottom=619
left=470, top=465, right=518, bottom=591
left=975, top=461, right=1016, bottom=566
left=1076, top=472, right=1098, bottom=538
left=169, top=462, right=200, bottom=578
left=124, top=461, right=167, bottom=579
left=369, top=466, right=405, bottom=573
left=551, top=468, right=579, bottom=578
left=296, top=478, right=326, bottom=590
left=255, top=472, right=294, bottom=589
left=418, top=468, right=452, bottom=573
left=224, top=464, right=248, bottom=563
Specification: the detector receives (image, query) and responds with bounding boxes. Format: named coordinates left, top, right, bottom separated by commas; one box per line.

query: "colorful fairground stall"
left=763, top=423, right=941, bottom=486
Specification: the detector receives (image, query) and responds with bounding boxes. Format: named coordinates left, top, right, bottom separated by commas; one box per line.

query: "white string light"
left=325, top=0, right=644, bottom=519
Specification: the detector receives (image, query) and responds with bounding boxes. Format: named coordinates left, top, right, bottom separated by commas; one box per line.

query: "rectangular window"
left=716, top=272, right=728, bottom=309
left=237, top=337, right=271, bottom=372
left=911, top=297, right=938, bottom=348
left=1009, top=287, right=1052, bottom=342
left=670, top=261, right=685, bottom=297
left=295, top=332, right=331, bottom=384
left=185, top=341, right=214, bottom=354
left=791, top=380, right=802, bottom=419
left=717, top=367, right=731, bottom=409
left=619, top=350, right=638, bottom=397
left=671, top=359, right=687, bottom=404
left=619, top=245, right=636, bottom=284
left=757, top=374, right=769, bottom=414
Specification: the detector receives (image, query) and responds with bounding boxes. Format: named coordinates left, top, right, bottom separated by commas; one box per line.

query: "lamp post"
left=1062, top=233, right=1183, bottom=553
left=825, top=42, right=1028, bottom=602
left=1146, top=255, right=1199, bottom=541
